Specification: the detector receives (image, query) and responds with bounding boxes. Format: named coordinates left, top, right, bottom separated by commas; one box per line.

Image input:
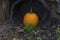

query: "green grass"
left=56, top=28, right=60, bottom=34
left=37, top=36, right=42, bottom=40
left=55, top=27, right=60, bottom=40
left=23, top=24, right=35, bottom=33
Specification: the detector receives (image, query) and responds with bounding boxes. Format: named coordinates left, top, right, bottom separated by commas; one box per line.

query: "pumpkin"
left=23, top=12, right=39, bottom=26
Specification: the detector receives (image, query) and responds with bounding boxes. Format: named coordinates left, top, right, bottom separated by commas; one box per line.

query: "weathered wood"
left=0, top=0, right=9, bottom=23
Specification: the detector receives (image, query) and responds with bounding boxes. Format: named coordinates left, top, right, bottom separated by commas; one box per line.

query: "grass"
left=37, top=36, right=42, bottom=40
left=55, top=27, right=60, bottom=40
left=23, top=24, right=35, bottom=33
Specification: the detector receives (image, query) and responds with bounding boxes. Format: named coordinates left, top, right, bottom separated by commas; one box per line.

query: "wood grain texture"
left=0, top=0, right=9, bottom=23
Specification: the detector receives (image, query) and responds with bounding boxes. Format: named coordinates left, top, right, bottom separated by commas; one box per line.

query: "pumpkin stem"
left=30, top=7, right=32, bottom=13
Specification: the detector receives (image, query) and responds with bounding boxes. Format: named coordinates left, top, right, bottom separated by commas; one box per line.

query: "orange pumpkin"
left=23, top=12, right=39, bottom=26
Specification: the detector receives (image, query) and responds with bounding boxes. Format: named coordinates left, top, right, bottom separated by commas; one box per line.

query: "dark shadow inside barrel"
left=9, top=0, right=51, bottom=26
